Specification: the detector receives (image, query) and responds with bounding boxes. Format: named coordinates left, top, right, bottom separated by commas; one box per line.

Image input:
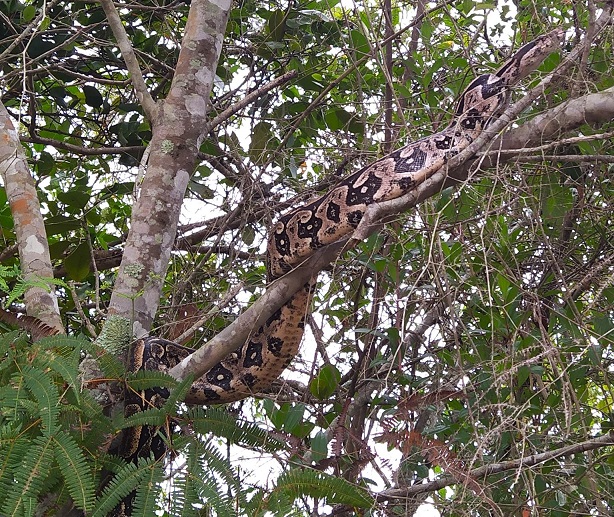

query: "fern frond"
left=33, top=346, right=82, bottom=404
left=34, top=334, right=85, bottom=351
left=81, top=340, right=125, bottom=379
left=0, top=330, right=21, bottom=358
left=20, top=365, right=60, bottom=435
left=189, top=407, right=285, bottom=453
left=0, top=437, right=30, bottom=501
left=131, top=460, right=165, bottom=516
left=126, top=369, right=181, bottom=391
left=0, top=435, right=55, bottom=517
left=119, top=407, right=167, bottom=429
left=0, top=422, right=21, bottom=444
left=91, top=457, right=156, bottom=517
left=193, top=438, right=238, bottom=487
left=53, top=431, right=96, bottom=512
left=271, top=468, right=373, bottom=510
left=0, top=385, right=22, bottom=424
left=171, top=440, right=236, bottom=517
left=162, top=373, right=193, bottom=410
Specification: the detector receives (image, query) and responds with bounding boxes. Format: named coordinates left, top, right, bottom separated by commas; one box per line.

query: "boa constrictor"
left=117, top=27, right=563, bottom=484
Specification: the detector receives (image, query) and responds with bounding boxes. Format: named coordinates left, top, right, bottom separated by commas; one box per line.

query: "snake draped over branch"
left=114, top=27, right=564, bottom=511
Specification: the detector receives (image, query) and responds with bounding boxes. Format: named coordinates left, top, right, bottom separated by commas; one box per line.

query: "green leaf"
left=267, top=9, right=286, bottom=41
left=283, top=403, right=305, bottom=433
left=82, top=85, right=104, bottom=108
left=271, top=468, right=373, bottom=509
left=91, top=458, right=155, bottom=517
left=190, top=407, right=284, bottom=453
left=541, top=179, right=574, bottom=226
left=1, top=435, right=54, bottom=516
left=130, top=460, right=164, bottom=516
left=64, top=242, right=91, bottom=281
left=348, top=29, right=370, bottom=59
left=309, top=364, right=341, bottom=400
left=22, top=5, right=36, bottom=21
left=126, top=369, right=180, bottom=391
left=249, top=121, right=273, bottom=163
left=21, top=365, right=60, bottom=436
left=309, top=431, right=329, bottom=463
left=53, top=431, right=96, bottom=512
left=57, top=190, right=91, bottom=211
left=36, top=151, right=55, bottom=176
left=45, top=215, right=81, bottom=236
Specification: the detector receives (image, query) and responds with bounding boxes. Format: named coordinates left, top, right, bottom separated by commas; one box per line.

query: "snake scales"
left=114, top=28, right=563, bottom=512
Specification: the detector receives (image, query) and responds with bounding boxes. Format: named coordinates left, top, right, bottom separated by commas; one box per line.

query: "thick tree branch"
left=106, top=0, right=232, bottom=337
left=0, top=102, right=63, bottom=332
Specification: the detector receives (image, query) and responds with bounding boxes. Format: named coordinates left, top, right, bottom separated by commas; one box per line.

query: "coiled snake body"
left=117, top=28, right=563, bottom=502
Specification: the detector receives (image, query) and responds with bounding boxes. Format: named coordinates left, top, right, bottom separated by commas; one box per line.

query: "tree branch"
left=376, top=432, right=614, bottom=501
left=206, top=70, right=298, bottom=131
left=0, top=102, right=63, bottom=332
left=99, top=0, right=158, bottom=121
left=106, top=0, right=232, bottom=337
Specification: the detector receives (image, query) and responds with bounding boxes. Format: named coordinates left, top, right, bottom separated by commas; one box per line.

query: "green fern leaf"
left=0, top=330, right=21, bottom=359
left=171, top=440, right=236, bottom=517
left=91, top=457, right=155, bottom=517
left=32, top=343, right=82, bottom=404
left=0, top=385, right=22, bottom=424
left=127, top=369, right=181, bottom=390
left=1, top=435, right=55, bottom=516
left=130, top=460, right=165, bottom=516
left=0, top=422, right=21, bottom=445
left=272, top=468, right=373, bottom=510
left=162, top=373, right=193, bottom=410
left=53, top=431, right=96, bottom=512
left=189, top=407, right=285, bottom=453
left=81, top=340, right=125, bottom=379
left=0, top=436, right=30, bottom=502
left=20, top=365, right=60, bottom=435
left=119, top=407, right=167, bottom=429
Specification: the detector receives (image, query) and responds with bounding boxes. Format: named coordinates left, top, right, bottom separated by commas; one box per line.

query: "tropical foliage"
left=0, top=0, right=613, bottom=515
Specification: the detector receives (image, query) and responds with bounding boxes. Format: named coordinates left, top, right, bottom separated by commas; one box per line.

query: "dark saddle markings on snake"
left=114, top=28, right=564, bottom=515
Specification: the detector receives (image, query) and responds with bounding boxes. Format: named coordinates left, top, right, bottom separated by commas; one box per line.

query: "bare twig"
left=377, top=432, right=614, bottom=501
left=173, top=281, right=244, bottom=344
left=479, top=130, right=614, bottom=156
left=206, top=70, right=298, bottom=131
left=99, top=0, right=158, bottom=121
left=68, top=281, right=98, bottom=338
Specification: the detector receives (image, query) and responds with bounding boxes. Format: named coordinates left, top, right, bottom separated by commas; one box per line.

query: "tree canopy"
left=0, top=0, right=613, bottom=515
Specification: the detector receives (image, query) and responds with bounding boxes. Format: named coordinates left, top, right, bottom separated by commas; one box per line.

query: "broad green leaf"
left=64, top=242, right=91, bottom=281
left=309, top=364, right=341, bottom=400
left=82, top=85, right=104, bottom=108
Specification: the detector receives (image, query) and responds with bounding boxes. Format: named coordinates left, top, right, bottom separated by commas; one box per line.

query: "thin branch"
left=376, top=432, right=614, bottom=501
left=20, top=135, right=145, bottom=156
left=206, top=70, right=298, bottom=131
left=479, top=130, right=614, bottom=156
left=173, top=281, right=244, bottom=344
left=0, top=0, right=62, bottom=60
left=514, top=154, right=614, bottom=163
left=98, top=0, right=158, bottom=121
left=68, top=281, right=98, bottom=338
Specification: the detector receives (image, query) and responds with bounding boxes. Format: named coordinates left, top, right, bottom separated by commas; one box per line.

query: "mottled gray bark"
left=105, top=0, right=232, bottom=338
left=0, top=102, right=63, bottom=333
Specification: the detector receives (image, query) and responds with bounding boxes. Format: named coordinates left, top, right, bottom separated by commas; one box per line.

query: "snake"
left=113, top=28, right=564, bottom=513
